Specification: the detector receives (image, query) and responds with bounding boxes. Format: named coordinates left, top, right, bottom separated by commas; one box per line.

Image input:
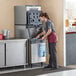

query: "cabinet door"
left=31, top=43, right=38, bottom=63
left=0, top=43, right=5, bottom=67
left=6, top=41, right=26, bottom=66
left=31, top=43, right=46, bottom=63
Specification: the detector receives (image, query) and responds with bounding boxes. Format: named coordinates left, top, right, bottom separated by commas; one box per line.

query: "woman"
left=36, top=12, right=58, bottom=69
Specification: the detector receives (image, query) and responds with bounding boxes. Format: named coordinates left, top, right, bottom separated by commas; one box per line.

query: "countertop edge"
left=66, top=32, right=76, bottom=34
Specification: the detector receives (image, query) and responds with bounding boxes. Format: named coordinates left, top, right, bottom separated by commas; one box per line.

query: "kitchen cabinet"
left=28, top=39, right=46, bottom=64
left=31, top=43, right=46, bottom=63
left=0, top=42, right=5, bottom=67
left=6, top=40, right=27, bottom=67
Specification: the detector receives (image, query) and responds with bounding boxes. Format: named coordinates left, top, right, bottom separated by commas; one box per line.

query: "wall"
left=38, top=0, right=64, bottom=66
left=0, top=0, right=64, bottom=66
left=66, top=0, right=76, bottom=19
left=0, top=0, right=38, bottom=37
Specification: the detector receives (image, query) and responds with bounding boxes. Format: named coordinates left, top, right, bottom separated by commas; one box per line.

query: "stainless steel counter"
left=0, top=39, right=27, bottom=42
left=0, top=39, right=27, bottom=67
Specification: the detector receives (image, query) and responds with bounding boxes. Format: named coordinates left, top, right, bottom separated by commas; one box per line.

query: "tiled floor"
left=0, top=64, right=75, bottom=75
left=0, top=63, right=45, bottom=74
left=37, top=70, right=76, bottom=76
left=0, top=67, right=42, bottom=74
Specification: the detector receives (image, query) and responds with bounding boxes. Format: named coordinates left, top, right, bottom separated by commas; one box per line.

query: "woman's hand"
left=36, top=31, right=45, bottom=39
left=36, top=35, right=40, bottom=39
left=41, top=36, right=46, bottom=40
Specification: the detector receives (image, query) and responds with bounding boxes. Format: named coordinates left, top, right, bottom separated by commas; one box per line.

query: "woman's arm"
left=42, top=28, right=52, bottom=40
left=36, top=31, right=45, bottom=38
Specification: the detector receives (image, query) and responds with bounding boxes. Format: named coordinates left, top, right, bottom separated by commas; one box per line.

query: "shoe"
left=43, top=65, right=52, bottom=69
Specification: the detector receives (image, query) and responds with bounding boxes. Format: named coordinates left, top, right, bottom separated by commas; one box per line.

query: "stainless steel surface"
left=15, top=25, right=41, bottom=39
left=14, top=6, right=26, bottom=24
left=6, top=40, right=27, bottom=67
left=2, top=30, right=10, bottom=39
left=14, top=5, right=41, bottom=25
left=28, top=39, right=46, bottom=64
left=14, top=5, right=42, bottom=38
left=15, top=26, right=29, bottom=39
left=31, top=43, right=38, bottom=63
left=14, top=5, right=46, bottom=65
left=26, top=5, right=41, bottom=11
left=31, top=43, right=46, bottom=63
left=0, top=42, right=5, bottom=67
left=66, top=34, right=76, bottom=65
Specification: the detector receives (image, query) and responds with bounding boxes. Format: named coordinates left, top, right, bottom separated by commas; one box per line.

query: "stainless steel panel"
left=14, top=6, right=26, bottom=24
left=15, top=26, right=29, bottom=39
left=31, top=43, right=46, bottom=63
left=26, top=5, right=41, bottom=11
left=66, top=34, right=76, bottom=65
left=15, top=26, right=40, bottom=39
left=0, top=43, right=5, bottom=67
left=6, top=41, right=26, bottom=66
left=31, top=43, right=38, bottom=63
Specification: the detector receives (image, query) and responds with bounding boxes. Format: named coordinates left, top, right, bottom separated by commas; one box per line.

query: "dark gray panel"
left=27, top=10, right=42, bottom=27
left=66, top=34, right=76, bottom=65
left=14, top=6, right=26, bottom=24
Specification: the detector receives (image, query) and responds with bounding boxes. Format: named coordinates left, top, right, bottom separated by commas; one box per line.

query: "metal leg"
left=30, top=63, right=32, bottom=68
left=26, top=65, right=28, bottom=68
left=24, top=65, right=26, bottom=68
left=41, top=62, right=43, bottom=67
left=28, top=63, right=32, bottom=68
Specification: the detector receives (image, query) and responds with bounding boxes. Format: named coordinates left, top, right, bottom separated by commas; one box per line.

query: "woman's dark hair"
left=39, top=12, right=50, bottom=19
